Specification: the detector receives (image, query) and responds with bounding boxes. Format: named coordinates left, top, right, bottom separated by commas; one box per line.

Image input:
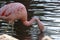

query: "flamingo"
left=0, top=2, right=44, bottom=32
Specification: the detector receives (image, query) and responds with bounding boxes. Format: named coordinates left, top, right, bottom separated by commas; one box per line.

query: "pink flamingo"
left=0, top=3, right=44, bottom=32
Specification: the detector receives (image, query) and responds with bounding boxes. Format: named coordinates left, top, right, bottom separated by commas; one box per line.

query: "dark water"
left=14, top=33, right=44, bottom=40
